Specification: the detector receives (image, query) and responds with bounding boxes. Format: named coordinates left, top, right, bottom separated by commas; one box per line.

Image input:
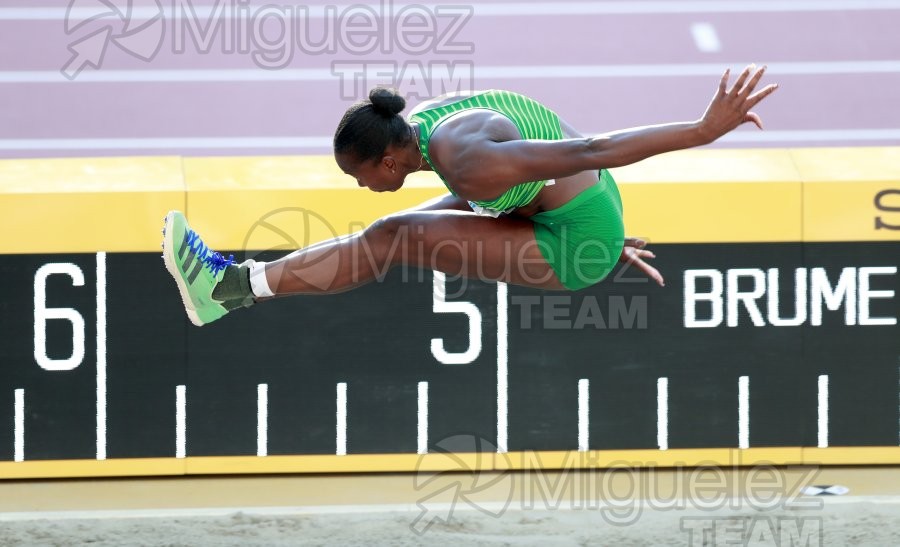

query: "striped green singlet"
left=408, top=90, right=564, bottom=212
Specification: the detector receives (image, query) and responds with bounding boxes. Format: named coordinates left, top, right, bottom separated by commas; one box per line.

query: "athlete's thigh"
left=387, top=210, right=565, bottom=290
left=402, top=193, right=472, bottom=213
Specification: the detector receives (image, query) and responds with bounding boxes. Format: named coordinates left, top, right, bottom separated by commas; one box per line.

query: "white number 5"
left=430, top=272, right=482, bottom=365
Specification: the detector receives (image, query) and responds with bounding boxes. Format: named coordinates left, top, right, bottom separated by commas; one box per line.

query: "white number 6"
left=34, top=263, right=85, bottom=371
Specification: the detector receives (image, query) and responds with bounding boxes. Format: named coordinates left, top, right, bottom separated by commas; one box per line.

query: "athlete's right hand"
left=619, top=237, right=665, bottom=287
left=697, top=64, right=778, bottom=143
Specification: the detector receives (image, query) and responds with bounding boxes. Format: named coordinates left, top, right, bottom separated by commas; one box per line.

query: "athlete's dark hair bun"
left=334, top=87, right=411, bottom=163
left=369, top=87, right=406, bottom=117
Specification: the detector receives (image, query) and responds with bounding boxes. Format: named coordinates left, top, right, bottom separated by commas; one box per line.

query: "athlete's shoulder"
left=407, top=89, right=494, bottom=118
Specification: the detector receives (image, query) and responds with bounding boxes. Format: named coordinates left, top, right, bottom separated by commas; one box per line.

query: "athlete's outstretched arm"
left=454, top=65, right=777, bottom=201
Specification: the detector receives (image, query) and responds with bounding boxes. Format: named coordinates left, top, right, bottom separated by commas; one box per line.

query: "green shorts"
left=531, top=170, right=625, bottom=291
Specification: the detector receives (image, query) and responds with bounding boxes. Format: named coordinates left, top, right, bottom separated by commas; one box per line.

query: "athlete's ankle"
left=211, top=262, right=253, bottom=302
left=248, top=260, right=276, bottom=298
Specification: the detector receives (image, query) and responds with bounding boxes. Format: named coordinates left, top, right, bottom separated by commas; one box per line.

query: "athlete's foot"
left=161, top=211, right=249, bottom=326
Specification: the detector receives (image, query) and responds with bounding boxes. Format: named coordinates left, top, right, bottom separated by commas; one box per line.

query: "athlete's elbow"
left=583, top=136, right=623, bottom=168
left=588, top=141, right=642, bottom=170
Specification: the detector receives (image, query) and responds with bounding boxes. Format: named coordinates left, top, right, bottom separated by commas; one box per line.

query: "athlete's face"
left=335, top=152, right=405, bottom=193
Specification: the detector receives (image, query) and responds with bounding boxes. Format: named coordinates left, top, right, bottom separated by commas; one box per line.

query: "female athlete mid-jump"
left=163, top=65, right=777, bottom=326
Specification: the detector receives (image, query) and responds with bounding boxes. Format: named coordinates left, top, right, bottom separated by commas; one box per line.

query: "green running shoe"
left=162, top=211, right=235, bottom=326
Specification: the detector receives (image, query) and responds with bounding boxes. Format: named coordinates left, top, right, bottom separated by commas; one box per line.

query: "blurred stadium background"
left=2, top=0, right=899, bottom=157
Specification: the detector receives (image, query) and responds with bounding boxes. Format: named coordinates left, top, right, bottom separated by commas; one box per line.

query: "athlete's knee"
left=365, top=214, right=402, bottom=243
left=361, top=214, right=417, bottom=265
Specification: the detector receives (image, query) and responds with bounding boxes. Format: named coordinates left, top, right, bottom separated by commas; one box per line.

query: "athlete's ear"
left=382, top=156, right=397, bottom=171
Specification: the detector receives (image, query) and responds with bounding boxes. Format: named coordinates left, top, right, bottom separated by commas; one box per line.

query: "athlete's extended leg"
left=262, top=210, right=564, bottom=295
left=163, top=209, right=562, bottom=326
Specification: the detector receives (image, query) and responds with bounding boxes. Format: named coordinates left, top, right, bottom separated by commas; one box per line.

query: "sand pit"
left=3, top=497, right=900, bottom=546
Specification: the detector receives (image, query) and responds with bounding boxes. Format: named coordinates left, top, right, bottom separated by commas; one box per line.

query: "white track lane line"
left=4, top=495, right=900, bottom=522
left=720, top=129, right=900, bottom=143
left=0, top=137, right=332, bottom=150
left=4, top=60, right=900, bottom=83
left=1, top=130, right=898, bottom=152
left=4, top=1, right=900, bottom=20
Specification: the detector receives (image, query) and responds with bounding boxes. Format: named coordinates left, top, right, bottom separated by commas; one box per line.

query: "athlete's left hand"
left=698, top=64, right=778, bottom=142
left=619, top=237, right=665, bottom=287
